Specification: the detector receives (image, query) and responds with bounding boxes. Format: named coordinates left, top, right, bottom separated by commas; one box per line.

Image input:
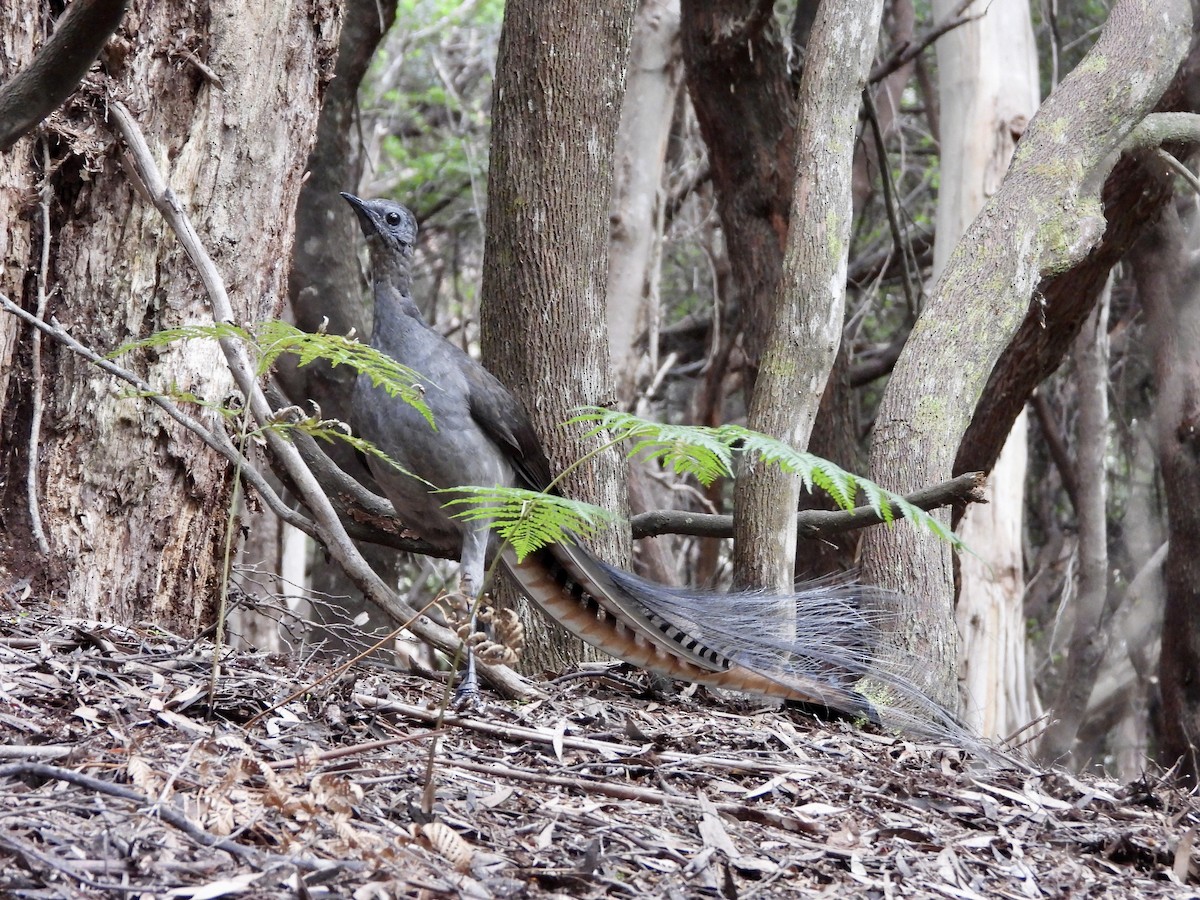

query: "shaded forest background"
left=1, top=0, right=1198, bottom=786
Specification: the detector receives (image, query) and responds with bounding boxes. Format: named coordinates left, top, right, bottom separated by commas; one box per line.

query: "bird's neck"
left=369, top=278, right=425, bottom=350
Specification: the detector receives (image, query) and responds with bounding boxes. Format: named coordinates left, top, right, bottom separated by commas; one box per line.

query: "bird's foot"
left=452, top=648, right=485, bottom=712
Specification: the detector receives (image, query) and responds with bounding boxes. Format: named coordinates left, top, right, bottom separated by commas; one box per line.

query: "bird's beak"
left=340, top=192, right=374, bottom=235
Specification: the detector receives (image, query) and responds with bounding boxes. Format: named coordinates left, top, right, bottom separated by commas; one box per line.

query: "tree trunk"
left=607, top=0, right=686, bottom=587
left=608, top=0, right=681, bottom=406
left=1133, top=200, right=1200, bottom=785
left=0, top=1, right=339, bottom=627
left=679, top=1, right=793, bottom=382
left=955, top=22, right=1200, bottom=481
left=732, top=0, right=886, bottom=594
left=481, top=0, right=637, bottom=673
left=932, top=0, right=1040, bottom=738
left=1037, top=280, right=1112, bottom=765
left=860, top=0, right=1192, bottom=707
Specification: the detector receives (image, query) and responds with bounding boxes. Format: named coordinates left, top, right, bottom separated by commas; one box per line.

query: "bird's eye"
left=385, top=211, right=402, bottom=227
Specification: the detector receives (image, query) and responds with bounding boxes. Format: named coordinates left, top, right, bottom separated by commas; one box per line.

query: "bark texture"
left=936, top=0, right=1041, bottom=738
left=0, top=0, right=128, bottom=151
left=861, top=0, right=1192, bottom=705
left=955, top=20, right=1200, bottom=482
left=481, top=0, right=637, bottom=672
left=0, top=1, right=339, bottom=628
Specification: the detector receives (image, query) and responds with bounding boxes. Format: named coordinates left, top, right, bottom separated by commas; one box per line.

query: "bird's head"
left=341, top=193, right=418, bottom=260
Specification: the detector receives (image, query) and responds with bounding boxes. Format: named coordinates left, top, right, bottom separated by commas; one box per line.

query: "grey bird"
left=340, top=192, right=940, bottom=725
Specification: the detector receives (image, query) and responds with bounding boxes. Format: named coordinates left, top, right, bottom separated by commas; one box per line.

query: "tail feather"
left=500, top=540, right=902, bottom=723
left=594, top=556, right=964, bottom=734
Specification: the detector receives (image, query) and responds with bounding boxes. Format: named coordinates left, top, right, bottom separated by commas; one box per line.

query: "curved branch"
left=0, top=0, right=129, bottom=152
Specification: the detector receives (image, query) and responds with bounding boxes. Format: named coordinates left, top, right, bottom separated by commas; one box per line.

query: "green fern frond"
left=109, top=320, right=435, bottom=428
left=569, top=407, right=733, bottom=486
left=887, top=492, right=960, bottom=545
left=574, top=410, right=961, bottom=550
left=262, top=411, right=430, bottom=484
left=108, top=322, right=253, bottom=360
left=252, top=321, right=435, bottom=427
left=440, top=485, right=617, bottom=561
left=855, top=477, right=895, bottom=525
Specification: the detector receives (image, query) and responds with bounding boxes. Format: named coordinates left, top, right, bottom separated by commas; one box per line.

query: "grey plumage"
left=342, top=193, right=551, bottom=597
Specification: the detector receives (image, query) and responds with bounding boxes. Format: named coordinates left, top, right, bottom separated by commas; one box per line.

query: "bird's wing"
left=463, top=361, right=556, bottom=492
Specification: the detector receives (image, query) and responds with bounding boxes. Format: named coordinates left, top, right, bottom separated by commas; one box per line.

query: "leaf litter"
left=0, top=598, right=1196, bottom=899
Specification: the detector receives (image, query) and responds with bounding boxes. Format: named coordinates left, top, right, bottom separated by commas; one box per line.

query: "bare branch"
left=25, top=142, right=52, bottom=555
left=631, top=471, right=987, bottom=540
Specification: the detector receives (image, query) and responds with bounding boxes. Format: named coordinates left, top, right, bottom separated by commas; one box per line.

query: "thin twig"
left=0, top=831, right=147, bottom=894
left=267, top=729, right=448, bottom=771
left=243, top=594, right=439, bottom=731
left=0, top=762, right=261, bottom=862
left=861, top=87, right=920, bottom=316
left=353, top=693, right=835, bottom=779
left=436, top=756, right=826, bottom=836
left=25, top=141, right=53, bottom=555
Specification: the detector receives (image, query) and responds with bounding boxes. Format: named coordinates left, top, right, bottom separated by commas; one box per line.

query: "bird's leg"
left=451, top=525, right=491, bottom=710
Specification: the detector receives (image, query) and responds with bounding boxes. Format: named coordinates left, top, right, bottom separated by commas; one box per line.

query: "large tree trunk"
left=481, top=0, right=637, bottom=673
left=955, top=22, right=1200, bottom=481
left=860, top=0, right=1192, bottom=707
left=932, top=0, right=1041, bottom=738
left=0, top=1, right=338, bottom=627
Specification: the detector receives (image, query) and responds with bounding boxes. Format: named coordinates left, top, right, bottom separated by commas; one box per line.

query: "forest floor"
left=0, top=596, right=1197, bottom=899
